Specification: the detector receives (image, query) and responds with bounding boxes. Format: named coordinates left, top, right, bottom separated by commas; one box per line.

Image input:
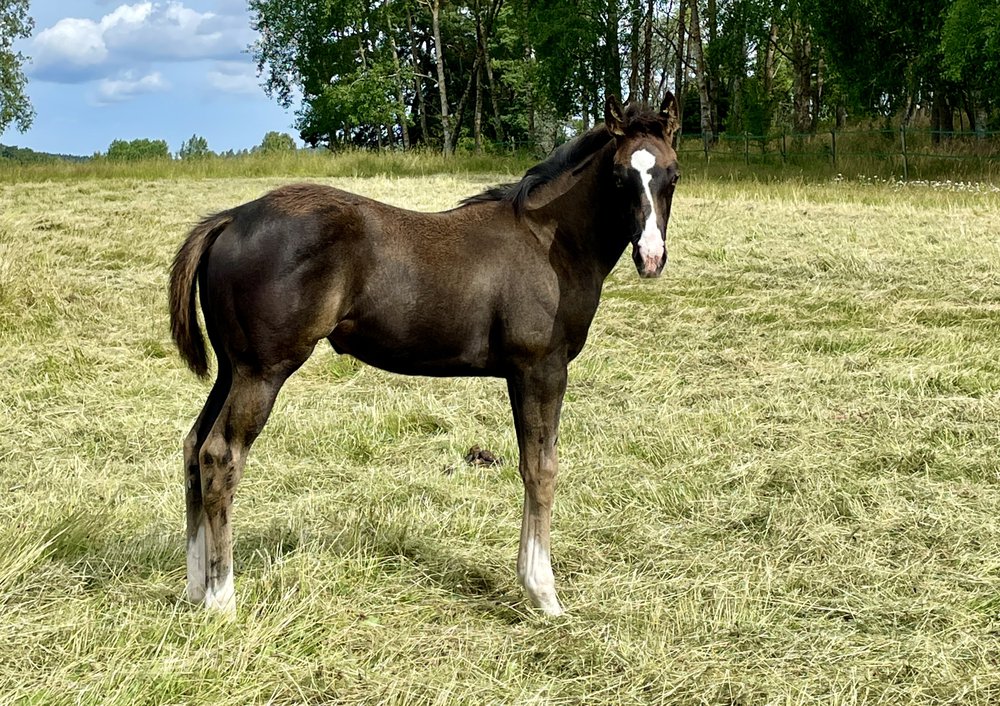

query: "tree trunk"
left=941, top=95, right=955, bottom=136
left=791, top=28, right=812, bottom=133
left=453, top=54, right=483, bottom=148
left=689, top=0, right=713, bottom=145
left=430, top=0, right=452, bottom=154
left=707, top=0, right=718, bottom=134
left=628, top=0, right=641, bottom=99
left=763, top=18, right=777, bottom=97
left=971, top=90, right=987, bottom=139
left=474, top=62, right=483, bottom=152
left=526, top=44, right=536, bottom=146
left=483, top=43, right=505, bottom=143
left=642, top=0, right=653, bottom=103
left=407, top=7, right=429, bottom=144
left=673, top=0, right=686, bottom=140
left=606, top=0, right=622, bottom=103
left=386, top=15, right=410, bottom=150
left=932, top=90, right=954, bottom=143
left=811, top=52, right=823, bottom=132
left=479, top=0, right=506, bottom=143
left=472, top=2, right=485, bottom=152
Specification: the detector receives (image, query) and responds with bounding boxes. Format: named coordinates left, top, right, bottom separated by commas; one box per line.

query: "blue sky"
left=0, top=0, right=297, bottom=156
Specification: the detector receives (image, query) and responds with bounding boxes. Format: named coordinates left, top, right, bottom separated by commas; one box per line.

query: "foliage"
left=245, top=0, right=1000, bottom=151
left=250, top=0, right=412, bottom=149
left=178, top=134, right=212, bottom=160
left=256, top=131, right=297, bottom=153
left=942, top=0, right=1000, bottom=102
left=0, top=143, right=88, bottom=163
left=0, top=0, right=33, bottom=134
left=105, top=138, right=170, bottom=161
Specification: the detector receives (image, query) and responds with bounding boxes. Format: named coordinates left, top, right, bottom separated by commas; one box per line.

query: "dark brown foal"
left=170, top=94, right=681, bottom=615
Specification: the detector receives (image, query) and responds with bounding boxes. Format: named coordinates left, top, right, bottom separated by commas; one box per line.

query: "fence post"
left=744, top=131, right=749, bottom=165
left=830, top=129, right=837, bottom=168
left=781, top=130, right=787, bottom=164
left=900, top=125, right=909, bottom=181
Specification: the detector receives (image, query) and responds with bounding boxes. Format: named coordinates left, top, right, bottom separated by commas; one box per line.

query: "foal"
left=169, top=94, right=681, bottom=615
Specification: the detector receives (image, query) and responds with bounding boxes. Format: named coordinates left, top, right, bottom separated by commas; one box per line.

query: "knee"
left=199, top=433, right=231, bottom=469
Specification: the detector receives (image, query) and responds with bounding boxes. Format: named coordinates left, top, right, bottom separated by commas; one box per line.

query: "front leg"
left=507, top=359, right=568, bottom=616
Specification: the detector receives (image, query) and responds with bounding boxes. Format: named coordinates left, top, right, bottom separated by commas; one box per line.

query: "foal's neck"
left=546, top=147, right=630, bottom=281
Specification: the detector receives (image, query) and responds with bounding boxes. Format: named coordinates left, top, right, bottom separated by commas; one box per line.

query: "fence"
left=674, top=127, right=1000, bottom=181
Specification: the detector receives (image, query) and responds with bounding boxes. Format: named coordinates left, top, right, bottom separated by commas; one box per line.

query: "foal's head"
left=605, top=94, right=681, bottom=278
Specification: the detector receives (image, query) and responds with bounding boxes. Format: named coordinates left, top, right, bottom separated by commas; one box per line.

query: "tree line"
left=250, top=0, right=1000, bottom=154
left=0, top=133, right=299, bottom=164
left=102, top=132, right=298, bottom=160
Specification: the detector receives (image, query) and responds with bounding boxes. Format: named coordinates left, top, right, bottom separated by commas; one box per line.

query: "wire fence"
left=674, top=127, right=1000, bottom=181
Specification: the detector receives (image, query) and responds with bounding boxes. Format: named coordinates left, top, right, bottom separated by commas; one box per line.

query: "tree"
left=251, top=0, right=416, bottom=150
left=802, top=0, right=952, bottom=122
left=245, top=0, right=999, bottom=147
left=425, top=0, right=453, bottom=153
left=106, top=139, right=170, bottom=161
left=0, top=0, right=34, bottom=134
left=942, top=0, right=1000, bottom=134
left=689, top=0, right=713, bottom=143
left=257, top=131, right=297, bottom=152
left=178, top=134, right=212, bottom=159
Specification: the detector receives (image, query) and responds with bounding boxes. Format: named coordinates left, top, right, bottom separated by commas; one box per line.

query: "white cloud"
left=102, top=2, right=252, bottom=62
left=29, top=2, right=254, bottom=83
left=206, top=62, right=261, bottom=96
left=31, top=17, right=109, bottom=81
left=96, top=71, right=170, bottom=103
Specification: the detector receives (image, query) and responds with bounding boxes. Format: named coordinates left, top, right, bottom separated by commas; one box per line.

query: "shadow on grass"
left=236, top=515, right=532, bottom=624
left=4, top=508, right=184, bottom=608
left=19, top=503, right=533, bottom=620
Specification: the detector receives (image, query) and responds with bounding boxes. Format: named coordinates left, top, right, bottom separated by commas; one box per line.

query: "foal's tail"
left=169, top=212, right=233, bottom=378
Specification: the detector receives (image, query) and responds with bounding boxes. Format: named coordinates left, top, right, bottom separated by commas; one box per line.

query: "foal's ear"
left=605, top=95, right=626, bottom=137
left=659, top=91, right=680, bottom=137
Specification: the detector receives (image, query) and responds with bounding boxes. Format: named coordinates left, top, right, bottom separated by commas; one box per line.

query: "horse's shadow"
left=31, top=504, right=534, bottom=622
left=27, top=508, right=186, bottom=608
left=236, top=516, right=533, bottom=624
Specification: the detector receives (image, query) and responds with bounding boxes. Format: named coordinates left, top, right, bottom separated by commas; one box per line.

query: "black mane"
left=460, top=124, right=615, bottom=216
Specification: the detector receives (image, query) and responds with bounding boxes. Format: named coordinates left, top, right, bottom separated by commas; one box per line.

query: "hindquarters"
left=171, top=185, right=370, bottom=378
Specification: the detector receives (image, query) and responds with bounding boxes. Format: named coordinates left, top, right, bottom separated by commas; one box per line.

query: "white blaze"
left=629, top=148, right=664, bottom=265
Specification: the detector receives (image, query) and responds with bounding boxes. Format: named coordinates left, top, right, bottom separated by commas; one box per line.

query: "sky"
left=0, top=0, right=298, bottom=156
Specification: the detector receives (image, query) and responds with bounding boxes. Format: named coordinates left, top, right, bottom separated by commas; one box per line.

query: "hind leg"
left=183, top=361, right=232, bottom=603
left=197, top=361, right=305, bottom=613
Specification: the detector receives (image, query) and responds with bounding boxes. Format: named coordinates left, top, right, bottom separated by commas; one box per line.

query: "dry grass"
left=2, top=173, right=1000, bottom=705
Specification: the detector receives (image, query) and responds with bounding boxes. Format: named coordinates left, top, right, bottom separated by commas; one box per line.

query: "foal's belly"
left=327, top=312, right=499, bottom=378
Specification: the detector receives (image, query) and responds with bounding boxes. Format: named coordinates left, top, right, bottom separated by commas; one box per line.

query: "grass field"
left=2, top=170, right=1000, bottom=705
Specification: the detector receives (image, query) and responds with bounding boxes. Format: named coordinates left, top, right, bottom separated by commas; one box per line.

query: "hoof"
left=534, top=594, right=564, bottom=617
left=523, top=582, right=564, bottom=617
left=185, top=582, right=206, bottom=604
left=202, top=573, right=236, bottom=615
